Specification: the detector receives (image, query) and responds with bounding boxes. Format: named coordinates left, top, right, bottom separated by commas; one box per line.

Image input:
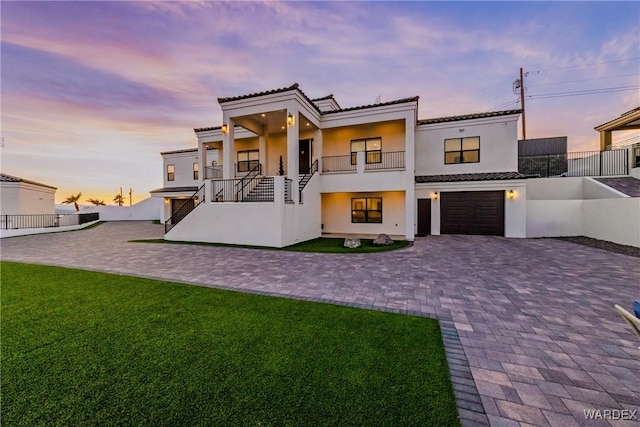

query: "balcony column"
left=314, top=128, right=323, bottom=172
left=404, top=111, right=416, bottom=241
left=199, top=141, right=207, bottom=182
left=259, top=134, right=267, bottom=175
left=222, top=116, right=235, bottom=179
left=286, top=107, right=299, bottom=203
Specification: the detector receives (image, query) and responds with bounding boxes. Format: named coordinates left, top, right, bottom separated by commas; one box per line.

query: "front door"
left=417, top=198, right=431, bottom=236
left=299, top=139, right=312, bottom=174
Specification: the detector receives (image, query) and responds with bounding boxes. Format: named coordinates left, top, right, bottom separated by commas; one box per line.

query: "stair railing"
left=299, top=159, right=318, bottom=204
left=165, top=184, right=205, bottom=233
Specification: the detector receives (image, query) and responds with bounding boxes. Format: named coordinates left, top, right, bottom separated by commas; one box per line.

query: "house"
left=150, top=147, right=219, bottom=223
left=0, top=173, right=56, bottom=215
left=153, top=83, right=527, bottom=247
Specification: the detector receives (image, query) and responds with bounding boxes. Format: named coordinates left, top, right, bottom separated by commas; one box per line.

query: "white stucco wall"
left=83, top=197, right=162, bottom=221
left=415, top=114, right=519, bottom=176
left=322, top=120, right=406, bottom=157
left=166, top=177, right=320, bottom=247
left=0, top=182, right=56, bottom=215
left=584, top=198, right=640, bottom=247
left=321, top=191, right=406, bottom=237
left=525, top=177, right=639, bottom=247
left=526, top=177, right=584, bottom=200
left=526, top=200, right=584, bottom=237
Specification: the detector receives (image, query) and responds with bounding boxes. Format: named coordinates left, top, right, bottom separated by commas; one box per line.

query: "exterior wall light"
left=433, top=192, right=439, bottom=200
left=508, top=189, right=516, bottom=200
left=164, top=198, right=170, bottom=205
left=287, top=113, right=295, bottom=126
left=221, top=124, right=228, bottom=133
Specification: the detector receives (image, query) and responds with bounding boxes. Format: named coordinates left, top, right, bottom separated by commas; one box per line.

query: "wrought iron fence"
left=165, top=185, right=205, bottom=233
left=518, top=149, right=629, bottom=177
left=321, top=155, right=356, bottom=173
left=299, top=159, right=318, bottom=204
left=364, top=151, right=405, bottom=170
left=633, top=144, right=640, bottom=168
left=212, top=177, right=274, bottom=203
left=1, top=212, right=99, bottom=230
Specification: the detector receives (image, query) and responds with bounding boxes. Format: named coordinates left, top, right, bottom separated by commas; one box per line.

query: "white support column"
left=404, top=111, right=416, bottom=241
left=286, top=107, right=299, bottom=203
left=223, top=117, right=235, bottom=179
left=259, top=135, right=267, bottom=175
left=314, top=128, right=323, bottom=172
left=199, top=141, right=207, bottom=182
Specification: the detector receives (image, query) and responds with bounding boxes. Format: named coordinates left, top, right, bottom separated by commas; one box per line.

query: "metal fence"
left=1, top=212, right=99, bottom=230
left=284, top=178, right=293, bottom=204
left=205, top=166, right=223, bottom=179
left=212, top=177, right=274, bottom=203
left=634, top=144, right=640, bottom=168
left=321, top=155, right=356, bottom=173
left=518, top=149, right=629, bottom=177
left=364, top=151, right=405, bottom=170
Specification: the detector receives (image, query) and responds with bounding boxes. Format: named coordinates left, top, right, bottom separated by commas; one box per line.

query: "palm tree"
left=113, top=194, right=125, bottom=207
left=62, top=192, right=82, bottom=212
left=87, top=198, right=105, bottom=206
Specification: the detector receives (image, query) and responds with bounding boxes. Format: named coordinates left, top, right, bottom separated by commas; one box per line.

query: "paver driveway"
left=2, top=221, right=639, bottom=427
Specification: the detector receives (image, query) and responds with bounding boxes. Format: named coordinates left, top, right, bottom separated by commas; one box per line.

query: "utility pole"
left=129, top=188, right=132, bottom=206
left=520, top=67, right=526, bottom=140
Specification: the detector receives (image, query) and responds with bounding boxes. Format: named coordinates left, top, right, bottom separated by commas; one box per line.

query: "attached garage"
left=440, top=191, right=505, bottom=236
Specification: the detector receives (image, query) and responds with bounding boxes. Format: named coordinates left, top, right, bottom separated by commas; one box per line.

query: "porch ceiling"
left=234, top=110, right=318, bottom=135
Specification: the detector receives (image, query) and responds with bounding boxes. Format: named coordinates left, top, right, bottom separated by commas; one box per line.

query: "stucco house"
left=0, top=173, right=56, bottom=215
left=152, top=83, right=528, bottom=247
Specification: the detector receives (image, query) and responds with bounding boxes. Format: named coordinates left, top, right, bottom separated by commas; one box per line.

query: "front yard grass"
left=130, top=237, right=411, bottom=253
left=1, top=261, right=459, bottom=426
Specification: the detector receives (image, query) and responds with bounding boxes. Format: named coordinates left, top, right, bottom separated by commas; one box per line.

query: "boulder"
left=373, top=234, right=394, bottom=246
left=343, top=237, right=361, bottom=248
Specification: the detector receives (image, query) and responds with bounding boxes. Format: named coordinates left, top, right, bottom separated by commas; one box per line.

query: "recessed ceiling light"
left=261, top=113, right=266, bottom=117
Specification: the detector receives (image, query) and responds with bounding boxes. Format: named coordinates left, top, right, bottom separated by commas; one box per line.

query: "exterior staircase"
left=243, top=177, right=275, bottom=202
left=165, top=184, right=205, bottom=233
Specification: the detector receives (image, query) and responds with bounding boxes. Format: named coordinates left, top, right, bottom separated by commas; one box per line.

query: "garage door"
left=440, top=191, right=504, bottom=236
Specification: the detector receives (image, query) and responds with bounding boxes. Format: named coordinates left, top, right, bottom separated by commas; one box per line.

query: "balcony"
left=322, top=151, right=405, bottom=173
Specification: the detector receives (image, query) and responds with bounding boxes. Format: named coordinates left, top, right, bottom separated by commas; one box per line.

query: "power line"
left=536, top=57, right=640, bottom=72
left=527, top=85, right=639, bottom=100
left=529, top=73, right=639, bottom=88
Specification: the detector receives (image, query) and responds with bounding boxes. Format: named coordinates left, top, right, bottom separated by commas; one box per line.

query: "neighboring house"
left=155, top=83, right=526, bottom=247
left=0, top=173, right=56, bottom=215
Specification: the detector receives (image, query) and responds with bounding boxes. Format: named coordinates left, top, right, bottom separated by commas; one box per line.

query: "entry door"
left=417, top=198, right=431, bottom=236
left=299, top=139, right=312, bottom=174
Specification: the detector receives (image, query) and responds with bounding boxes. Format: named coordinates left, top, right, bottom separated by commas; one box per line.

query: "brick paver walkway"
left=2, top=221, right=639, bottom=426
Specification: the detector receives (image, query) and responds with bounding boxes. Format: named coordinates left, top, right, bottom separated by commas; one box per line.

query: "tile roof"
left=594, top=106, right=640, bottom=129
left=193, top=125, right=222, bottom=133
left=149, top=186, right=199, bottom=194
left=160, top=147, right=216, bottom=155
left=321, top=96, right=420, bottom=115
left=415, top=171, right=527, bottom=183
left=311, top=94, right=335, bottom=101
left=218, top=83, right=301, bottom=103
left=0, top=173, right=57, bottom=189
left=417, top=109, right=522, bottom=125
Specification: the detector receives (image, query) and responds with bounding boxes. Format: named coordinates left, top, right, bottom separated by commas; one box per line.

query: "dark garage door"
left=440, top=191, right=505, bottom=236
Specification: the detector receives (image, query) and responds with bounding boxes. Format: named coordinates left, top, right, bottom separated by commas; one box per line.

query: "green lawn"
left=1, top=262, right=460, bottom=426
left=130, top=237, right=411, bottom=253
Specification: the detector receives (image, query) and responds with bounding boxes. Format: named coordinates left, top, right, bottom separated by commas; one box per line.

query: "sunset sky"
left=1, top=1, right=638, bottom=205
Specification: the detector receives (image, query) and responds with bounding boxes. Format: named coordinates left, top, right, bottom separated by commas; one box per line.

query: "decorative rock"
left=343, top=237, right=361, bottom=248
left=373, top=234, right=394, bottom=246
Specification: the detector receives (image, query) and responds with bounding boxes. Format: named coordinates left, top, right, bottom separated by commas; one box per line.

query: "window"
left=445, top=137, right=480, bottom=164
left=193, top=162, right=199, bottom=180
left=167, top=164, right=175, bottom=181
left=237, top=150, right=259, bottom=172
left=351, top=138, right=382, bottom=165
left=351, top=197, right=382, bottom=223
